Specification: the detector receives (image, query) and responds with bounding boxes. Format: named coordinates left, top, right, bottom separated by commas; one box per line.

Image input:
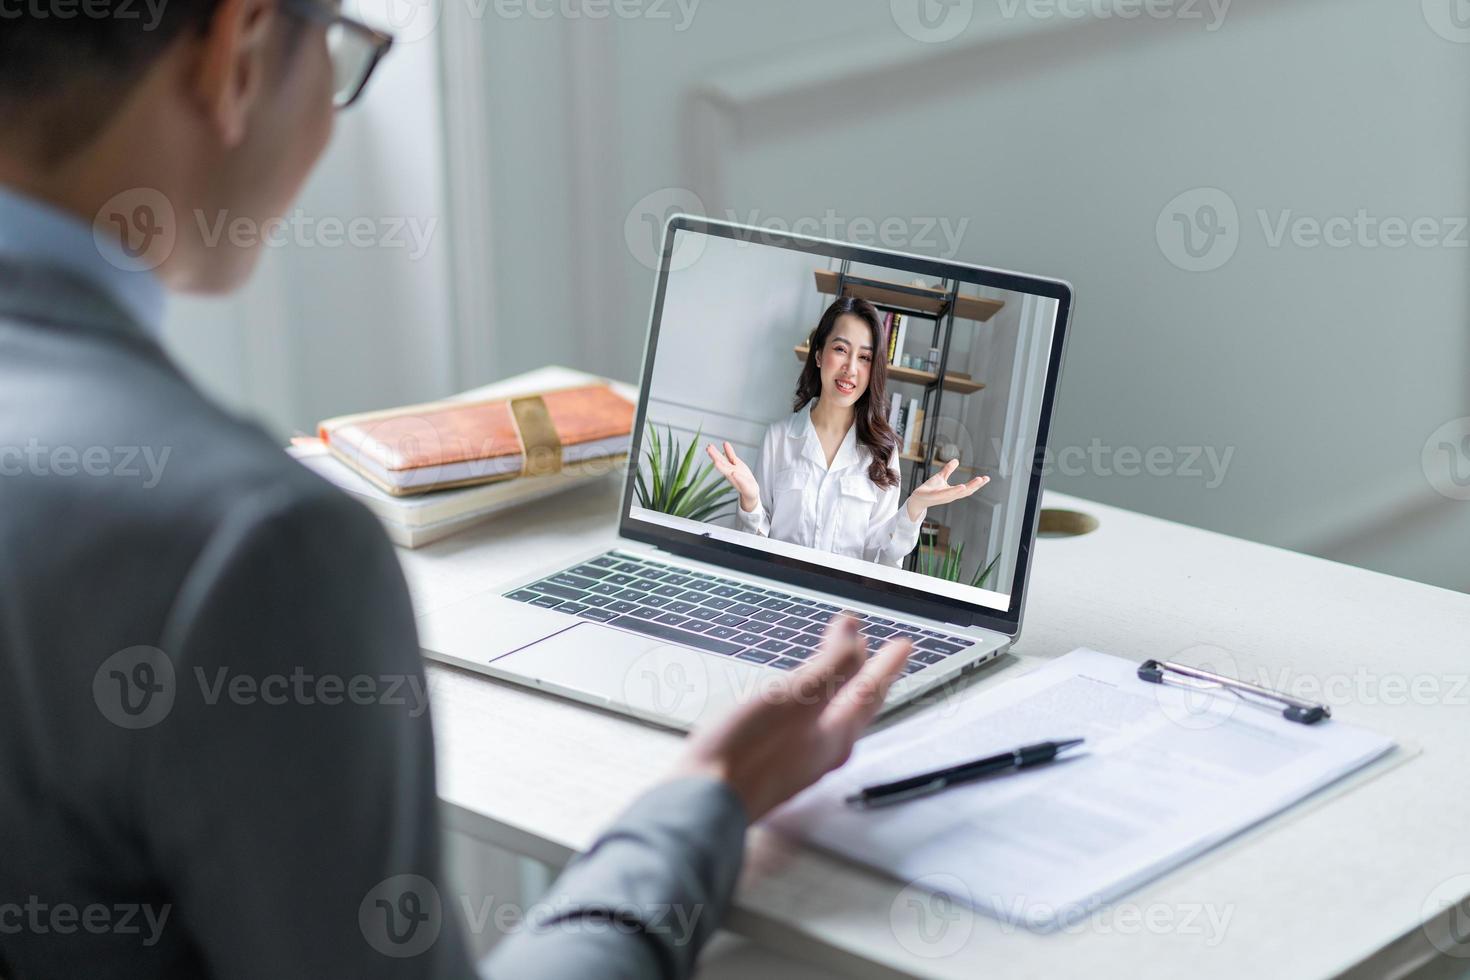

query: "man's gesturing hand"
left=674, top=615, right=911, bottom=822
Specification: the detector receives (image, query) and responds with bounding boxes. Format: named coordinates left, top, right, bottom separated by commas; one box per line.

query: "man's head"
left=0, top=0, right=355, bottom=292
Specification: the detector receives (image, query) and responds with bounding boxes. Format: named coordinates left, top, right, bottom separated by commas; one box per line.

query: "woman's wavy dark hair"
left=794, top=296, right=900, bottom=491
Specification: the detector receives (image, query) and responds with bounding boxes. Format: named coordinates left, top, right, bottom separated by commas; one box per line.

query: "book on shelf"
left=888, top=392, right=902, bottom=433
left=883, top=311, right=907, bottom=366
left=904, top=400, right=925, bottom=456
left=914, top=408, right=927, bottom=455
left=318, top=380, right=634, bottom=496
left=293, top=366, right=635, bottom=547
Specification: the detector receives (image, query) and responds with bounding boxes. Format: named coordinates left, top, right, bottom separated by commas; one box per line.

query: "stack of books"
left=291, top=366, right=635, bottom=548
left=886, top=393, right=926, bottom=458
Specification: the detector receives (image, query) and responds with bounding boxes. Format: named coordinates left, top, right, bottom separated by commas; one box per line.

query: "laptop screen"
left=620, top=217, right=1071, bottom=631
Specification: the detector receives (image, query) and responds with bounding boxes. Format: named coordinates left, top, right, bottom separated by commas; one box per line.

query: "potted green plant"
left=916, top=533, right=1001, bottom=589
left=634, top=424, right=737, bottom=523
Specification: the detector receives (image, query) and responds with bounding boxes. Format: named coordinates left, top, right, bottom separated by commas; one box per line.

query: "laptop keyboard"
left=505, top=551, right=975, bottom=675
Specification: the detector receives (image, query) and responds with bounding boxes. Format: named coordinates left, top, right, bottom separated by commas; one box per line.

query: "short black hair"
left=0, top=1, right=224, bottom=162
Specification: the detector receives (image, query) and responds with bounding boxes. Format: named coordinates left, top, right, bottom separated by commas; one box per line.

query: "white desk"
left=400, top=473, right=1470, bottom=979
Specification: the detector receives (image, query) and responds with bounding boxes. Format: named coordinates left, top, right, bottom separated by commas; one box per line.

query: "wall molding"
left=438, top=0, right=500, bottom=389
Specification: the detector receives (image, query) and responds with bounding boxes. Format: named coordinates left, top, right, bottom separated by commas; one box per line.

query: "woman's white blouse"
left=735, top=404, right=922, bottom=567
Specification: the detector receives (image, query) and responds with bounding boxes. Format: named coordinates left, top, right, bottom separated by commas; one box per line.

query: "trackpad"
left=494, top=623, right=773, bottom=730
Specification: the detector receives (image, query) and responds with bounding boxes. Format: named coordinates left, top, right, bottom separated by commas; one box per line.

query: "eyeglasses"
left=282, top=0, right=394, bottom=110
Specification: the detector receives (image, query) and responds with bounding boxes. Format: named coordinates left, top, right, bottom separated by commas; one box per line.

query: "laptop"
left=418, top=216, right=1073, bottom=730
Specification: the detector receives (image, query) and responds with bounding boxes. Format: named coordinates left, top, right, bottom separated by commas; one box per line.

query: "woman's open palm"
left=706, top=441, right=760, bottom=508
left=905, top=458, right=988, bottom=521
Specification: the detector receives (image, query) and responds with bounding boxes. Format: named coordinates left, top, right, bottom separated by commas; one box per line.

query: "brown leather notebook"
left=318, top=384, right=634, bottom=496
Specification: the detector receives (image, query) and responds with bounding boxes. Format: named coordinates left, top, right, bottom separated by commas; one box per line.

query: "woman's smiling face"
left=818, top=313, right=875, bottom=409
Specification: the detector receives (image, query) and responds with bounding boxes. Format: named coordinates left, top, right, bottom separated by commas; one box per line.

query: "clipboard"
left=1137, top=658, right=1331, bottom=725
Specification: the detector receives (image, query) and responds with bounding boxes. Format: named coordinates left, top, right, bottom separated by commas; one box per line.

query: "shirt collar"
left=791, top=401, right=862, bottom=473
left=0, top=185, right=166, bottom=336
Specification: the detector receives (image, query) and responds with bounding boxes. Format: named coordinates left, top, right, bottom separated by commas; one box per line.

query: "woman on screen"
left=706, top=296, right=986, bottom=568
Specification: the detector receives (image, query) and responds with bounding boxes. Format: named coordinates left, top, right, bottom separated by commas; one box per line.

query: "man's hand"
left=674, top=615, right=911, bottom=821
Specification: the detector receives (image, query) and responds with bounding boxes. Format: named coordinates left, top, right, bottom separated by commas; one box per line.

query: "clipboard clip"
left=1137, top=659, right=1331, bottom=725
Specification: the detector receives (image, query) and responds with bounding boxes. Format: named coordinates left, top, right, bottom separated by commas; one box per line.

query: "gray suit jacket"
left=0, top=256, right=747, bottom=979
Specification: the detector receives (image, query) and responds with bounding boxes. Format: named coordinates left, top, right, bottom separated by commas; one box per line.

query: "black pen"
left=844, top=738, right=1086, bottom=809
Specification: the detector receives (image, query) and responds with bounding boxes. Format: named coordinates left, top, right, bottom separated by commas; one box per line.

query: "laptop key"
left=653, top=585, right=684, bottom=598
left=578, top=607, right=619, bottom=623
left=507, top=590, right=539, bottom=603
left=630, top=577, right=663, bottom=591
left=607, top=617, right=743, bottom=656
left=713, top=613, right=746, bottom=628
left=708, top=585, right=742, bottom=599
left=916, top=638, right=964, bottom=655
left=862, top=624, right=896, bottom=638
left=762, top=626, right=798, bottom=641
left=607, top=600, right=639, bottom=614
left=589, top=556, right=618, bottom=568
left=581, top=594, right=614, bottom=607
left=680, top=620, right=715, bottom=634
left=530, top=582, right=589, bottom=602
left=750, top=610, right=784, bottom=624
left=732, top=632, right=766, bottom=647
left=614, top=562, right=644, bottom=574
left=613, top=588, right=645, bottom=601
left=799, top=620, right=827, bottom=636
left=756, top=638, right=790, bottom=653
left=778, top=615, right=810, bottom=629
left=705, top=625, right=741, bottom=640
left=901, top=660, right=926, bottom=674
left=700, top=596, right=734, bottom=610
left=913, top=650, right=946, bottom=665
left=605, top=573, right=638, bottom=586
left=550, top=573, right=599, bottom=591
left=738, top=621, right=771, bottom=635
left=529, top=594, right=563, bottom=610
left=735, top=649, right=776, bottom=665
left=685, top=606, right=718, bottom=621
left=772, top=657, right=804, bottom=671
left=735, top=591, right=765, bottom=604
left=757, top=597, right=789, bottom=611
left=559, top=602, right=589, bottom=614
left=663, top=574, right=694, bottom=587
left=639, top=595, right=671, bottom=608
left=568, top=564, right=611, bottom=580
left=665, top=601, right=698, bottom=615
left=728, top=603, right=760, bottom=617
left=589, top=582, right=623, bottom=596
